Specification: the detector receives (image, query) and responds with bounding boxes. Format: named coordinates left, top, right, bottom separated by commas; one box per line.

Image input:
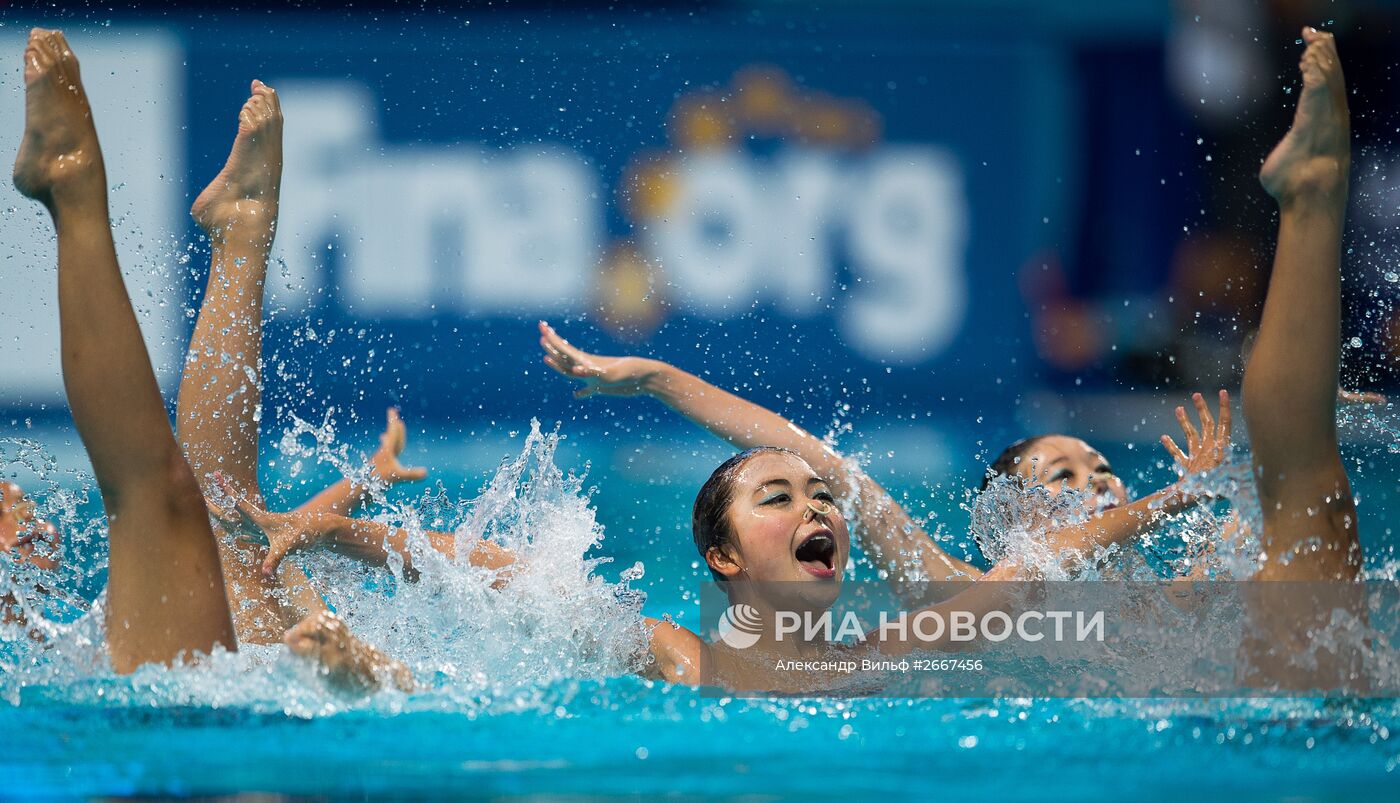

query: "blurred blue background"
left=0, top=0, right=1394, bottom=421
left=1, top=1, right=1399, bottom=576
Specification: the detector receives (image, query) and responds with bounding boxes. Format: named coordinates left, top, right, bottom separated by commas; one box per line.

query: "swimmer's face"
left=0, top=481, right=60, bottom=571
left=709, top=452, right=849, bottom=588
left=1014, top=436, right=1127, bottom=511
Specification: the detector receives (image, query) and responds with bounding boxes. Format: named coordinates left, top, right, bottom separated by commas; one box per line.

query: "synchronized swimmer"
left=1, top=27, right=1376, bottom=693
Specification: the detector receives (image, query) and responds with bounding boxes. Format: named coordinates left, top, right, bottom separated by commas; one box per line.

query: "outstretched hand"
left=207, top=473, right=327, bottom=578
left=538, top=321, right=665, bottom=399
left=371, top=407, right=428, bottom=484
left=1160, top=390, right=1233, bottom=478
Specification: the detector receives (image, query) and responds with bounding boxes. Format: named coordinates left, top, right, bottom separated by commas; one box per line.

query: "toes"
left=22, top=48, right=44, bottom=81
left=37, top=31, right=62, bottom=61
left=36, top=31, right=78, bottom=76
left=241, top=98, right=272, bottom=129
left=34, top=34, right=59, bottom=65
left=250, top=81, right=280, bottom=116
left=241, top=90, right=282, bottom=128
left=51, top=30, right=73, bottom=57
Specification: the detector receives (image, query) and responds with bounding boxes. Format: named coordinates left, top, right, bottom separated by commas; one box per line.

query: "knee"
left=161, top=448, right=210, bottom=521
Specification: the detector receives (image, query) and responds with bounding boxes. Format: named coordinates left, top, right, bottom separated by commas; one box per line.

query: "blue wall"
left=2, top=5, right=1240, bottom=429
left=173, top=9, right=1087, bottom=426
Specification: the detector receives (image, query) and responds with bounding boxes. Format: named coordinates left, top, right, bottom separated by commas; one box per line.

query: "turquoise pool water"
left=3, top=406, right=1400, bottom=798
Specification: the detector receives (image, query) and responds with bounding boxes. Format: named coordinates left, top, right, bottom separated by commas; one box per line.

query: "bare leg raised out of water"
left=12, top=29, right=236, bottom=671
left=1240, top=29, right=1369, bottom=692
left=177, top=82, right=412, bottom=690
left=1245, top=28, right=1359, bottom=581
left=181, top=79, right=281, bottom=500
left=177, top=80, right=331, bottom=642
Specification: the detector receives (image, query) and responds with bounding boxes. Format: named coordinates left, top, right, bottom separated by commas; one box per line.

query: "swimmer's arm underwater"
left=538, top=322, right=980, bottom=600
left=294, top=407, right=428, bottom=519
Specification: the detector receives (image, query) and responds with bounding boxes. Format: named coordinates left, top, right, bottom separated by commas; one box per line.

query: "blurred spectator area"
left=1026, top=0, right=1400, bottom=393
left=1, top=0, right=1395, bottom=400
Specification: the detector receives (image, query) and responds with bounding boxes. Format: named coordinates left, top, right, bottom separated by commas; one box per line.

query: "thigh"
left=102, top=449, right=236, bottom=673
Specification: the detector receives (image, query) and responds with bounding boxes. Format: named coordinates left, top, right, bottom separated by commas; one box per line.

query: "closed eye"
left=1049, top=469, right=1073, bottom=483
left=814, top=490, right=836, bottom=503
left=759, top=492, right=791, bottom=506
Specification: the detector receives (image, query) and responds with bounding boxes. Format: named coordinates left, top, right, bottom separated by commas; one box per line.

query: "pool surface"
left=4, top=408, right=1399, bottom=798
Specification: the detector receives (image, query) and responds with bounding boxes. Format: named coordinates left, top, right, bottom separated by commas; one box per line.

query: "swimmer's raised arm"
left=1028, top=391, right=1232, bottom=571
left=212, top=478, right=514, bottom=584
left=294, top=407, right=429, bottom=518
left=538, top=322, right=980, bottom=598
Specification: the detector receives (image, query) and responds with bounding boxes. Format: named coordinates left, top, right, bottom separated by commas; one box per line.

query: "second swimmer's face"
left=1013, top=436, right=1128, bottom=511
left=711, top=452, right=849, bottom=586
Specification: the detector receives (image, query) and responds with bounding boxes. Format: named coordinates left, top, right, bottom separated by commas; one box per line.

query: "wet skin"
left=1011, top=435, right=1129, bottom=510
left=707, top=451, right=850, bottom=586
left=0, top=481, right=59, bottom=572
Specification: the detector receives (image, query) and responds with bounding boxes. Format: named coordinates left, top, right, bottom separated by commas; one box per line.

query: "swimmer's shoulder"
left=642, top=616, right=709, bottom=686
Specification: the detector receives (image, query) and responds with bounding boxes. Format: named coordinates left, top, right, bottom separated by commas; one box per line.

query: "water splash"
left=0, top=423, right=647, bottom=713
left=307, top=420, right=649, bottom=698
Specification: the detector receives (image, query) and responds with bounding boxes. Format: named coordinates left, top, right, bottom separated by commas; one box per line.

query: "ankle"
left=1269, top=160, right=1349, bottom=209
left=42, top=159, right=108, bottom=212
left=1274, top=182, right=1349, bottom=216
left=48, top=185, right=110, bottom=229
left=195, top=203, right=278, bottom=241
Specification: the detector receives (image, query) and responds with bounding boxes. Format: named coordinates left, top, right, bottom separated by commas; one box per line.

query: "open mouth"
left=795, top=530, right=837, bottom=579
left=1090, top=493, right=1120, bottom=513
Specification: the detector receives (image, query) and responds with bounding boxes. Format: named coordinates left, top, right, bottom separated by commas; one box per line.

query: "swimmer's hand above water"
left=1160, top=390, right=1233, bottom=491
left=292, top=407, right=429, bottom=520
left=538, top=321, right=668, bottom=398
left=1030, top=390, right=1234, bottom=566
left=209, top=473, right=509, bottom=582
left=208, top=473, right=334, bottom=577
left=371, top=407, right=429, bottom=484
left=286, top=610, right=414, bottom=693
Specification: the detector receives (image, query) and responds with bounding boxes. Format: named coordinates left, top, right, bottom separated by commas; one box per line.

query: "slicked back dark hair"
left=692, top=446, right=800, bottom=582
left=980, top=435, right=1052, bottom=490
